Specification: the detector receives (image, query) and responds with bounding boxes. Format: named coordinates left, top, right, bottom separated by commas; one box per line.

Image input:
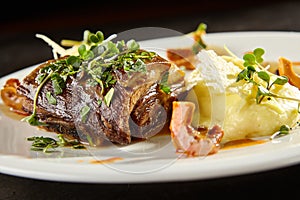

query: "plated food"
left=1, top=24, right=300, bottom=158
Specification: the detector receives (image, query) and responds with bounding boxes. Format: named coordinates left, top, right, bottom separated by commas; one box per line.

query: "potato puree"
left=185, top=50, right=300, bottom=142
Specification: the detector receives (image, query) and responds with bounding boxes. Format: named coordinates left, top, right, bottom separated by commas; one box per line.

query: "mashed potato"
left=185, top=49, right=300, bottom=142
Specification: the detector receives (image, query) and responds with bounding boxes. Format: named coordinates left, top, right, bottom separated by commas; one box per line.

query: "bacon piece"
left=169, top=101, right=224, bottom=157
left=278, top=57, right=300, bottom=88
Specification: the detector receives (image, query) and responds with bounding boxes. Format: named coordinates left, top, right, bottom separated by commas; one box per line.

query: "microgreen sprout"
left=243, top=48, right=265, bottom=69
left=21, top=69, right=54, bottom=126
left=88, top=31, right=104, bottom=44
left=270, top=124, right=291, bottom=140
left=236, top=47, right=299, bottom=104
left=25, top=30, right=159, bottom=131
left=21, top=59, right=80, bottom=126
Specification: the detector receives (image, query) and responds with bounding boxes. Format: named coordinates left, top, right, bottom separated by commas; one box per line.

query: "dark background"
left=1, top=0, right=300, bottom=199
left=1, top=0, right=296, bottom=78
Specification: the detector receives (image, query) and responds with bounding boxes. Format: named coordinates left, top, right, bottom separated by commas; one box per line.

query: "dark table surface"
left=1, top=0, right=300, bottom=199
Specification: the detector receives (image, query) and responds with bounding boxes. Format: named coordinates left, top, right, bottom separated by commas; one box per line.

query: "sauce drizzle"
left=221, top=138, right=267, bottom=150
left=89, top=157, right=123, bottom=164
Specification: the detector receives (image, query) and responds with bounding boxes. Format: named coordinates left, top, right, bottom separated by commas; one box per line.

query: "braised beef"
left=15, top=52, right=185, bottom=146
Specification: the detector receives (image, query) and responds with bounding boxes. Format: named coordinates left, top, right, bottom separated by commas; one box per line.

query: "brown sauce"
left=130, top=123, right=171, bottom=144
left=221, top=138, right=267, bottom=150
left=0, top=104, right=26, bottom=121
left=166, top=48, right=196, bottom=70
left=1, top=98, right=268, bottom=153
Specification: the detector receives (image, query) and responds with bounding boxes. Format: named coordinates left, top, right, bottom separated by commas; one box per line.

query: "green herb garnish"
left=236, top=47, right=299, bottom=104
left=192, top=22, right=207, bottom=54
left=46, top=92, right=57, bottom=105
left=22, top=59, right=79, bottom=126
left=270, top=124, right=291, bottom=140
left=26, top=31, right=158, bottom=128
left=88, top=31, right=104, bottom=44
left=104, top=88, right=114, bottom=107
left=80, top=105, right=91, bottom=123
left=27, top=136, right=58, bottom=153
left=159, top=72, right=171, bottom=94
left=21, top=69, right=54, bottom=126
left=27, top=134, right=85, bottom=153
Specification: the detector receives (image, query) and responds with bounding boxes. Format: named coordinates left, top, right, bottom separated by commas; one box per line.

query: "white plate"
left=1, top=31, right=300, bottom=183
